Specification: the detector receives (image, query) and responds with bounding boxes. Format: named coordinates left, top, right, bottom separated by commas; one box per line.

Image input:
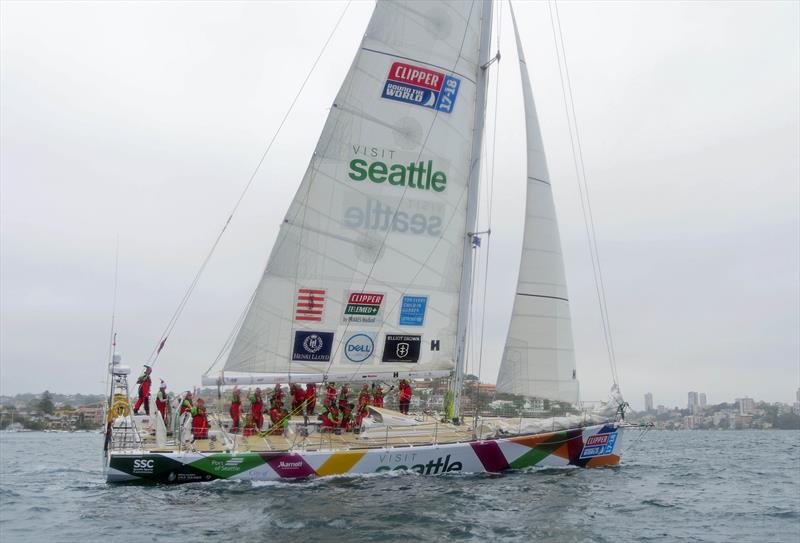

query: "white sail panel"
left=496, top=4, right=578, bottom=404
left=224, top=1, right=488, bottom=378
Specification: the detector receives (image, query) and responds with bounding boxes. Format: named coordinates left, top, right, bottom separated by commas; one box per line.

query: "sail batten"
left=495, top=3, right=579, bottom=404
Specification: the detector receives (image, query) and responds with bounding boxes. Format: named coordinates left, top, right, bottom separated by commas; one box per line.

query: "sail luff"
left=495, top=3, right=579, bottom=404
left=451, top=0, right=494, bottom=421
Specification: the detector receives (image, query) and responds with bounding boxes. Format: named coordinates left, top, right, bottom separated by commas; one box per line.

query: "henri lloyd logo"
left=382, top=334, right=421, bottom=363
left=343, top=292, right=384, bottom=325
left=381, top=62, right=461, bottom=113
left=292, top=331, right=334, bottom=362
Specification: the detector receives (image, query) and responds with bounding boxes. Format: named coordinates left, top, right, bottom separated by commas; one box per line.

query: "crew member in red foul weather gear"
left=229, top=386, right=242, bottom=433
left=242, top=414, right=257, bottom=437
left=305, top=383, right=317, bottom=415
left=155, top=380, right=168, bottom=423
left=250, top=388, right=264, bottom=430
left=291, top=384, right=305, bottom=413
left=271, top=384, right=284, bottom=408
left=356, top=385, right=371, bottom=427
left=373, top=384, right=384, bottom=408
left=133, top=365, right=152, bottom=415
left=320, top=405, right=340, bottom=431
left=399, top=380, right=412, bottom=415
left=191, top=399, right=209, bottom=439
left=338, top=384, right=350, bottom=410
left=324, top=383, right=337, bottom=408
left=269, top=405, right=288, bottom=435
left=179, top=391, right=193, bottom=416
left=341, top=403, right=354, bottom=432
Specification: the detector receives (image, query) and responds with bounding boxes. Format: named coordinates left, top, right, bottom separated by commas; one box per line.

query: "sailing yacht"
left=104, top=0, right=630, bottom=484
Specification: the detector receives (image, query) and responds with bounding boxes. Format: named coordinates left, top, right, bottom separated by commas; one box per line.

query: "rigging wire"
left=104, top=237, right=120, bottom=396
left=548, top=0, right=619, bottom=386
left=474, top=0, right=503, bottom=417
left=147, top=0, right=353, bottom=369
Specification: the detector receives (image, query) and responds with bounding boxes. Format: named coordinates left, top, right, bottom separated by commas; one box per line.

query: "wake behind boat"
left=103, top=0, right=635, bottom=484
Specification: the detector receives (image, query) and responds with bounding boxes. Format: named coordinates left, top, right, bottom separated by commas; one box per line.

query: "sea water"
left=1, top=430, right=798, bottom=542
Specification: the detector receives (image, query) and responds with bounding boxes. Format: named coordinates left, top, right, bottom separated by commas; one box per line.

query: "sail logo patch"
left=344, top=333, right=375, bottom=363
left=381, top=62, right=460, bottom=113
left=579, top=432, right=618, bottom=459
left=342, top=291, right=384, bottom=325
left=295, top=288, right=326, bottom=322
left=382, top=334, right=421, bottom=363
left=292, top=331, right=334, bottom=362
left=399, top=295, right=428, bottom=326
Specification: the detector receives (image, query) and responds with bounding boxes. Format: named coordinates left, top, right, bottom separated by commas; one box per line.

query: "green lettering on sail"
left=348, top=159, right=447, bottom=192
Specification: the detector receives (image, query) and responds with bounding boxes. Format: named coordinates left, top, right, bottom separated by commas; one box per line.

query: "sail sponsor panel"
left=292, top=331, right=334, bottom=362
left=382, top=334, right=421, bottom=363
left=342, top=291, right=385, bottom=325
left=294, top=288, right=326, bottom=322
left=381, top=62, right=461, bottom=113
left=399, top=295, right=428, bottom=326
left=343, top=332, right=376, bottom=363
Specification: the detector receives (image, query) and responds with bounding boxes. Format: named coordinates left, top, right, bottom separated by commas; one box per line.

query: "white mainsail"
left=495, top=4, right=579, bottom=404
left=222, top=1, right=490, bottom=380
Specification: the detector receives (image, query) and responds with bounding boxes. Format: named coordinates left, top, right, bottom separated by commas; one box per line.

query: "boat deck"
left=134, top=415, right=478, bottom=454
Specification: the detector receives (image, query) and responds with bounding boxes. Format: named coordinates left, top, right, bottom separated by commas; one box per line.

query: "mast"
left=452, top=0, right=494, bottom=423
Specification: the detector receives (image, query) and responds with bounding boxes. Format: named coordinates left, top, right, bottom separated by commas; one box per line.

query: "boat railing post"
left=385, top=424, right=389, bottom=449
left=434, top=420, right=438, bottom=445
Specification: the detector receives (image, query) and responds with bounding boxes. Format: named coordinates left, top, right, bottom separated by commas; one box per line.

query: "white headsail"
left=221, top=1, right=491, bottom=381
left=495, top=4, right=579, bottom=404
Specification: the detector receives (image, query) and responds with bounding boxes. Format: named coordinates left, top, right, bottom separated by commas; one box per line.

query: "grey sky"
left=1, top=1, right=798, bottom=410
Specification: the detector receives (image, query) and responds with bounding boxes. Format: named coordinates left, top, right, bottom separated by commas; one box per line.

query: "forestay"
left=223, top=1, right=488, bottom=379
left=495, top=4, right=579, bottom=404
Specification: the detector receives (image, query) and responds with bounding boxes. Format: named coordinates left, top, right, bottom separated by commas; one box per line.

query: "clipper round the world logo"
left=381, top=62, right=461, bottom=113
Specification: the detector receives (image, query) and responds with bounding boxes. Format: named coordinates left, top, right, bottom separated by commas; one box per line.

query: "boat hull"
left=107, top=422, right=622, bottom=484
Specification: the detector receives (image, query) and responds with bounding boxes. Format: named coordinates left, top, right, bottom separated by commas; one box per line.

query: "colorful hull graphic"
left=107, top=423, right=622, bottom=484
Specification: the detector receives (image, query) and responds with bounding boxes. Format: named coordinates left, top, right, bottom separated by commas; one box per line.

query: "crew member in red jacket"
left=271, top=384, right=284, bottom=409
left=133, top=365, right=152, bottom=415
left=269, top=404, right=288, bottom=435
left=291, top=384, right=305, bottom=413
left=356, top=384, right=371, bottom=427
left=320, top=404, right=340, bottom=432
left=191, top=398, right=209, bottom=439
left=372, top=384, right=385, bottom=408
left=229, top=386, right=242, bottom=433
left=399, top=380, right=412, bottom=415
left=250, top=388, right=264, bottom=430
left=155, top=380, right=168, bottom=423
left=338, top=384, right=350, bottom=410
left=324, top=383, right=337, bottom=408
left=305, top=383, right=317, bottom=415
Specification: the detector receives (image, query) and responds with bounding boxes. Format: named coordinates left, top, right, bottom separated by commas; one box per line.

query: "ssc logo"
left=344, top=333, right=374, bottom=363
left=302, top=334, right=324, bottom=354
